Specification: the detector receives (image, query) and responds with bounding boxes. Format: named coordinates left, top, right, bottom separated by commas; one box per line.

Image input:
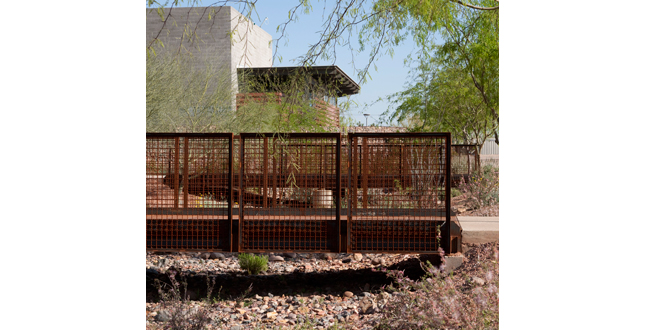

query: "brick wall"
left=235, top=93, right=283, bottom=109
left=313, top=99, right=340, bottom=127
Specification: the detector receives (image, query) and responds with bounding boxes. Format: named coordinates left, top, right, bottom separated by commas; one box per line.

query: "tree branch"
left=450, top=0, right=499, bottom=11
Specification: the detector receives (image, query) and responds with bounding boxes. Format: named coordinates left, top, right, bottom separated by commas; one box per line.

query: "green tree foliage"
left=147, top=0, right=499, bottom=88
left=431, top=1, right=499, bottom=143
left=383, top=58, right=497, bottom=152
left=378, top=0, right=498, bottom=148
left=236, top=68, right=343, bottom=132
left=146, top=52, right=234, bottom=132
left=277, top=0, right=499, bottom=141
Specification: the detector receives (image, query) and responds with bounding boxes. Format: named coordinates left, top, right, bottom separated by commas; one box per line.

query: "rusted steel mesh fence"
left=146, top=133, right=233, bottom=251
left=348, top=133, right=451, bottom=253
left=146, top=132, right=451, bottom=254
left=239, top=133, right=340, bottom=252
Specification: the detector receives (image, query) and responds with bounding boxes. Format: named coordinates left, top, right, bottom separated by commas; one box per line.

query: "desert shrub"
left=375, top=248, right=499, bottom=330
left=238, top=253, right=268, bottom=275
left=459, top=164, right=499, bottom=209
left=451, top=188, right=462, bottom=198
left=153, top=268, right=219, bottom=330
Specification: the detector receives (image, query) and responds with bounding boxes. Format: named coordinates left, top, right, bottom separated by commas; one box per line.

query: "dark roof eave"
left=238, top=65, right=360, bottom=97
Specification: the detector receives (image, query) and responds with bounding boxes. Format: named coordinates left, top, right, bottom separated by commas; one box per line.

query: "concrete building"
left=146, top=6, right=273, bottom=96
left=146, top=6, right=359, bottom=126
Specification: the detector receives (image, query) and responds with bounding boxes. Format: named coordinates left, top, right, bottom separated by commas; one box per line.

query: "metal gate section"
left=348, top=133, right=451, bottom=253
left=146, top=133, right=233, bottom=251
left=239, top=133, right=341, bottom=252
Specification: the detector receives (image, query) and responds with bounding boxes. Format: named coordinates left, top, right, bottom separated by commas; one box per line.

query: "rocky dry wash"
left=146, top=242, right=499, bottom=329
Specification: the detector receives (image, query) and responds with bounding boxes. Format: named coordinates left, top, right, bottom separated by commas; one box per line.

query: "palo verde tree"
left=381, top=1, right=498, bottom=150
left=146, top=52, right=234, bottom=132
left=383, top=56, right=498, bottom=154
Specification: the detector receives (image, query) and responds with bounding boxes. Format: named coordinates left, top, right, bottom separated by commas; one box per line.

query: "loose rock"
left=472, top=276, right=486, bottom=286
left=155, top=310, right=172, bottom=322
left=269, top=255, right=284, bottom=262
left=359, top=297, right=376, bottom=314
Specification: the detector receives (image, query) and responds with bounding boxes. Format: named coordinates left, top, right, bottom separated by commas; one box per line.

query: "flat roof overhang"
left=237, top=65, right=360, bottom=97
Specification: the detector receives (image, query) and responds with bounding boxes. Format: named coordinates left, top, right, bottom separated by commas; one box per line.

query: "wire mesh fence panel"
left=348, top=133, right=451, bottom=253
left=147, top=136, right=182, bottom=209
left=239, top=133, right=341, bottom=252
left=340, top=136, right=350, bottom=208
left=146, top=132, right=453, bottom=254
left=146, top=133, right=233, bottom=251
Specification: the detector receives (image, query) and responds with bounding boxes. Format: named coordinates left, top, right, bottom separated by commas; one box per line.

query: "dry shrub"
left=376, top=246, right=499, bottom=329
left=153, top=268, right=219, bottom=330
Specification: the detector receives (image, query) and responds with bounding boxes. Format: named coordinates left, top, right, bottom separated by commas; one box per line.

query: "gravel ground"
left=146, top=241, right=499, bottom=329
left=452, top=193, right=499, bottom=217
left=460, top=204, right=499, bottom=217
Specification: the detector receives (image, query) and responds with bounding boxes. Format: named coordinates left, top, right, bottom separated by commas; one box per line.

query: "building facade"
left=146, top=6, right=273, bottom=98
left=147, top=6, right=359, bottom=128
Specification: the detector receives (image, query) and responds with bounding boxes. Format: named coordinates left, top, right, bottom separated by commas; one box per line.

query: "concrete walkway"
left=456, top=216, right=499, bottom=244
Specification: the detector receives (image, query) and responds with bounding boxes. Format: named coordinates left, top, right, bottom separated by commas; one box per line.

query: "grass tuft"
left=238, top=253, right=269, bottom=275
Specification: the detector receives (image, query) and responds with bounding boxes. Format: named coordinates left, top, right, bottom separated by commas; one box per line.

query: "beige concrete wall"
left=229, top=7, right=273, bottom=70
left=146, top=7, right=233, bottom=73
left=146, top=6, right=273, bottom=110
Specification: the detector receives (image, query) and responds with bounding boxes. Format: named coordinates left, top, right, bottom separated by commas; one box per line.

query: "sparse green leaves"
left=379, top=0, right=498, bottom=145
left=146, top=53, right=233, bottom=133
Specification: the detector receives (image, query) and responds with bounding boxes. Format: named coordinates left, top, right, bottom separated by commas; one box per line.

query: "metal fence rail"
left=239, top=133, right=341, bottom=252
left=146, top=133, right=233, bottom=251
left=146, top=132, right=452, bottom=254
left=348, top=133, right=451, bottom=253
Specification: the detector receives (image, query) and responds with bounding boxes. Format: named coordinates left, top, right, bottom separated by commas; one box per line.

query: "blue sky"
left=239, top=1, right=416, bottom=126
left=150, top=1, right=424, bottom=126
